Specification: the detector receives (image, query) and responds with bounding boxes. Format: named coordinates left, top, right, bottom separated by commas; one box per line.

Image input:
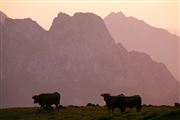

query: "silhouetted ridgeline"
left=104, top=12, right=179, bottom=80
left=0, top=11, right=8, bottom=24
left=0, top=11, right=179, bottom=108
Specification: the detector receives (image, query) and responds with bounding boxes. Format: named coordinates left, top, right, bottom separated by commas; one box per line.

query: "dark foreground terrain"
left=0, top=106, right=180, bottom=120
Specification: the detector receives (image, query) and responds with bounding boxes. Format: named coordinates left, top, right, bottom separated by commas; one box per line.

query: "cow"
left=32, top=92, right=61, bottom=111
left=101, top=93, right=141, bottom=113
left=174, top=103, right=180, bottom=107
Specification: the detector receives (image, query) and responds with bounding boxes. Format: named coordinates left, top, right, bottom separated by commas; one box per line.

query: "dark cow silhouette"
left=101, top=93, right=141, bottom=113
left=174, top=103, right=180, bottom=107
left=32, top=92, right=61, bottom=111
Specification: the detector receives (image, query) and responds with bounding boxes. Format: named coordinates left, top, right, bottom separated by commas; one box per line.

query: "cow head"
left=32, top=95, right=39, bottom=103
left=101, top=93, right=111, bottom=101
left=101, top=93, right=110, bottom=97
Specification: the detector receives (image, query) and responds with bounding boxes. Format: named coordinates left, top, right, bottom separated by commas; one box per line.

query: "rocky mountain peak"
left=107, top=12, right=125, bottom=18
left=0, top=10, right=8, bottom=24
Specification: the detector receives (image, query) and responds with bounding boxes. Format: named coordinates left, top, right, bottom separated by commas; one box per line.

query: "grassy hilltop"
left=0, top=106, right=180, bottom=120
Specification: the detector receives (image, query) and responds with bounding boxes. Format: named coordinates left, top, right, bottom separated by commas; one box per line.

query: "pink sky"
left=0, top=0, right=179, bottom=35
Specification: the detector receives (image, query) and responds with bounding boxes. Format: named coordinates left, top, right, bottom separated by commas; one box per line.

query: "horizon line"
left=1, top=0, right=179, bottom=3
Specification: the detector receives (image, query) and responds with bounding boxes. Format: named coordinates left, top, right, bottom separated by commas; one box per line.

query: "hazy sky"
left=0, top=0, right=179, bottom=35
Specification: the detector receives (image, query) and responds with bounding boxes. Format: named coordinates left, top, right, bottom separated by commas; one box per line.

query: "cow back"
left=124, top=95, right=141, bottom=107
left=38, top=92, right=60, bottom=106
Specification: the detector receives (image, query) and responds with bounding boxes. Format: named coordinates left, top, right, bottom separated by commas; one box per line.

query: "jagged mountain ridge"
left=0, top=11, right=8, bottom=24
left=1, top=11, right=179, bottom=107
left=104, top=12, right=179, bottom=80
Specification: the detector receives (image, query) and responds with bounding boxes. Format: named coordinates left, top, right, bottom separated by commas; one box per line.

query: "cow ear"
left=120, top=94, right=125, bottom=96
left=101, top=93, right=104, bottom=97
left=32, top=95, right=36, bottom=99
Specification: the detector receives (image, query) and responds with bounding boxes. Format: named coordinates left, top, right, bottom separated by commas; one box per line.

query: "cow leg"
left=107, top=106, right=111, bottom=113
left=48, top=106, right=54, bottom=111
left=112, top=108, right=115, bottom=113
left=43, top=105, right=53, bottom=111
left=136, top=105, right=141, bottom=112
left=120, top=106, right=126, bottom=112
left=56, top=104, right=60, bottom=111
left=38, top=106, right=44, bottom=111
left=40, top=105, right=48, bottom=111
left=43, top=105, right=47, bottom=110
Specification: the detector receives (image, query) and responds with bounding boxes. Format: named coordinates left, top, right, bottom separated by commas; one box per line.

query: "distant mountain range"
left=104, top=12, right=179, bottom=80
left=0, top=11, right=179, bottom=108
left=167, top=29, right=180, bottom=36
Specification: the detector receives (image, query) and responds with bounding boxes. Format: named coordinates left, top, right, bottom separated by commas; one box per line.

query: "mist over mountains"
left=0, top=11, right=179, bottom=108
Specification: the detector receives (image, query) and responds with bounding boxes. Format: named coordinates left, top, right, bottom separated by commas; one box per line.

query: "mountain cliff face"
left=1, top=12, right=179, bottom=108
left=1, top=17, right=48, bottom=107
left=104, top=12, right=179, bottom=80
left=0, top=11, right=8, bottom=24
